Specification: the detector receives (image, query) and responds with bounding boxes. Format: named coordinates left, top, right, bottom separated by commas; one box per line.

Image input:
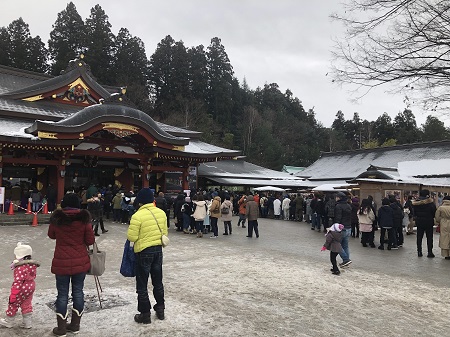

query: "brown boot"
left=66, top=308, right=82, bottom=333
left=53, top=313, right=67, bottom=336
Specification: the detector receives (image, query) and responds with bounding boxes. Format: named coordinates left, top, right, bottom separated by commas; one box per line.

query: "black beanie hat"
left=382, top=198, right=390, bottom=206
left=419, top=189, right=430, bottom=197
left=61, top=193, right=81, bottom=208
left=137, top=188, right=155, bottom=205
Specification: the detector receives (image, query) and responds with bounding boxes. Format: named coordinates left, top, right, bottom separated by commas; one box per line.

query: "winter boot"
left=53, top=313, right=67, bottom=336
left=66, top=308, right=82, bottom=334
left=20, top=313, right=32, bottom=329
left=134, top=312, right=151, bottom=324
left=0, top=315, right=15, bottom=328
left=153, top=305, right=165, bottom=320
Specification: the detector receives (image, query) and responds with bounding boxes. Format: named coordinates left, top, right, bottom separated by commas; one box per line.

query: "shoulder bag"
left=87, top=242, right=106, bottom=276
left=148, top=209, right=169, bottom=247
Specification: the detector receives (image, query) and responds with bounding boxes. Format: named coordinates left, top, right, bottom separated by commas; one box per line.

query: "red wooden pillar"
left=182, top=169, right=189, bottom=190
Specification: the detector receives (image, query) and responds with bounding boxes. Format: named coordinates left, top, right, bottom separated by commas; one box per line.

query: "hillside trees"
left=0, top=5, right=352, bottom=169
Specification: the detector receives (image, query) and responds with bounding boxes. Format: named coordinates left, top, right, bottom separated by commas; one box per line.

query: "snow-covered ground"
left=0, top=217, right=448, bottom=336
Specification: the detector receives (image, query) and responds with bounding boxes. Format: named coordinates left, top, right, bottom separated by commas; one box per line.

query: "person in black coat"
left=389, top=196, right=404, bottom=247
left=378, top=198, right=397, bottom=250
left=412, top=189, right=437, bottom=257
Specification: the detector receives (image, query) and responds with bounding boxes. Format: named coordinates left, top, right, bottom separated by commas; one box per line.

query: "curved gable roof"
left=25, top=103, right=189, bottom=146
left=0, top=58, right=112, bottom=100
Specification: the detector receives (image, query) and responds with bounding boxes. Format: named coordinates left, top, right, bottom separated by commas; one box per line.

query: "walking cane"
left=94, top=275, right=103, bottom=308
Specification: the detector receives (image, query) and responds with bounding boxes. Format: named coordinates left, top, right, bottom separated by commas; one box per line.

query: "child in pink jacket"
left=0, top=242, right=40, bottom=329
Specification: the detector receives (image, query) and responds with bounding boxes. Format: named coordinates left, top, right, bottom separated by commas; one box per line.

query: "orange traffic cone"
left=31, top=213, right=38, bottom=227
left=7, top=202, right=14, bottom=215
left=26, top=200, right=32, bottom=214
left=43, top=202, right=48, bottom=214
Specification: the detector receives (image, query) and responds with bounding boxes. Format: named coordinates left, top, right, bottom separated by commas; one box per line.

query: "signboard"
left=188, top=166, right=197, bottom=191
left=165, top=172, right=183, bottom=194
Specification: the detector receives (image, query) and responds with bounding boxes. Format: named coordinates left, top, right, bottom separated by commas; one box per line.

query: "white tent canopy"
left=252, top=186, right=286, bottom=192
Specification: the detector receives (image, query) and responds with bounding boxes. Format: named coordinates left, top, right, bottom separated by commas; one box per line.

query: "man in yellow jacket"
left=127, top=188, right=168, bottom=324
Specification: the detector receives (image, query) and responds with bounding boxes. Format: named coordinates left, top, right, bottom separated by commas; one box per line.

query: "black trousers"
left=330, top=252, right=339, bottom=272
left=223, top=221, right=232, bottom=234
left=380, top=228, right=397, bottom=247
left=93, top=218, right=105, bottom=234
left=248, top=220, right=259, bottom=237
left=361, top=231, right=374, bottom=245
left=417, top=224, right=433, bottom=253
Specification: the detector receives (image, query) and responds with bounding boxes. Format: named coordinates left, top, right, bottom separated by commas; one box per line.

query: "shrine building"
left=0, top=56, right=240, bottom=206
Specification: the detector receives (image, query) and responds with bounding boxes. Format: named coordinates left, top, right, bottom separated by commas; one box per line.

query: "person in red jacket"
left=48, top=193, right=95, bottom=336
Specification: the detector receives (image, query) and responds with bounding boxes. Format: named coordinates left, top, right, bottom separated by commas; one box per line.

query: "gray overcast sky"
left=1, top=0, right=430, bottom=127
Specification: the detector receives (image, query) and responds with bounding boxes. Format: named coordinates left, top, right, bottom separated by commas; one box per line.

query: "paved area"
left=0, top=217, right=448, bottom=336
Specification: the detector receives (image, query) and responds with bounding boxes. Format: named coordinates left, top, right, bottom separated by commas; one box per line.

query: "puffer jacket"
left=334, top=200, right=352, bottom=228
left=378, top=205, right=394, bottom=228
left=246, top=195, right=259, bottom=221
left=192, top=200, right=207, bottom=221
left=412, top=197, right=437, bottom=227
left=48, top=208, right=95, bottom=275
left=210, top=196, right=222, bottom=218
left=128, top=203, right=168, bottom=253
left=324, top=230, right=342, bottom=253
left=112, top=193, right=122, bottom=210
left=10, top=259, right=40, bottom=302
left=357, top=208, right=375, bottom=225
left=220, top=200, right=233, bottom=221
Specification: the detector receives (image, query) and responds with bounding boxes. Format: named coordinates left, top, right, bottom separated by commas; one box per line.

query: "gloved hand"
left=9, top=294, right=16, bottom=304
left=320, top=246, right=327, bottom=252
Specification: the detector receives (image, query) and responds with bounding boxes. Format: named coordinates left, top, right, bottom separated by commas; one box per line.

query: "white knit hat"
left=14, top=242, right=32, bottom=260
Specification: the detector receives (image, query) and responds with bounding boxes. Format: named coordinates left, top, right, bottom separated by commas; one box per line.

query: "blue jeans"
left=182, top=213, right=191, bottom=230
left=339, top=229, right=351, bottom=262
left=312, top=213, right=321, bottom=230
left=136, top=246, right=165, bottom=314
left=195, top=220, right=204, bottom=233
left=32, top=202, right=40, bottom=212
left=237, top=214, right=246, bottom=226
left=55, top=273, right=86, bottom=316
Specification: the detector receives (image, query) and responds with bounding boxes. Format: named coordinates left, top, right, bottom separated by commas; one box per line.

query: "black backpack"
left=221, top=204, right=230, bottom=214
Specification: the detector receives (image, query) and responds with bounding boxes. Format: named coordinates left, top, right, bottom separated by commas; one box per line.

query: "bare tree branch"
left=331, top=0, right=450, bottom=110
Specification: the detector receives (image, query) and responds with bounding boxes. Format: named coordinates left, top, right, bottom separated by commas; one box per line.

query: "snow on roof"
left=398, top=159, right=450, bottom=177
left=311, top=183, right=354, bottom=192
left=297, top=141, right=450, bottom=180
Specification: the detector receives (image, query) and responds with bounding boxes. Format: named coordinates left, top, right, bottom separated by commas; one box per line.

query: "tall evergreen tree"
left=422, top=115, right=449, bottom=142
left=27, top=36, right=48, bottom=73
left=7, top=18, right=47, bottom=72
left=393, top=109, right=421, bottom=144
left=372, top=113, right=395, bottom=145
left=0, top=27, right=11, bottom=66
left=84, top=4, right=115, bottom=83
left=48, top=2, right=86, bottom=75
left=206, top=37, right=234, bottom=126
left=113, top=28, right=150, bottom=111
left=187, top=45, right=208, bottom=102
